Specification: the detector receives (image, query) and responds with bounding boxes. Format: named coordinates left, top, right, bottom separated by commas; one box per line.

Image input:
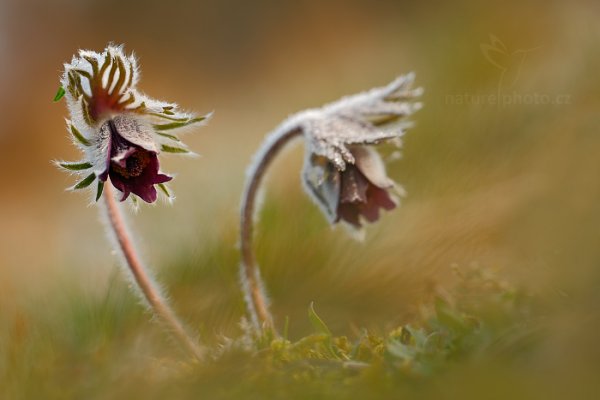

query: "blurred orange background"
left=0, top=1, right=599, bottom=395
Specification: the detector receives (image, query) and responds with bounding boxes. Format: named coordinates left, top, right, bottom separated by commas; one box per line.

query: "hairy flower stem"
left=240, top=124, right=303, bottom=334
left=103, top=184, right=204, bottom=361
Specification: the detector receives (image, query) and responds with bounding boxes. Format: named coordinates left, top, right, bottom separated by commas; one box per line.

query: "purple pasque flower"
left=54, top=44, right=210, bottom=203
left=304, top=146, right=401, bottom=229
left=337, top=146, right=398, bottom=228
left=97, top=115, right=172, bottom=202
left=299, top=74, right=421, bottom=230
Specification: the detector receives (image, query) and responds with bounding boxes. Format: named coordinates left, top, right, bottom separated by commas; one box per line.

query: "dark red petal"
left=110, top=152, right=172, bottom=203
left=359, top=199, right=381, bottom=223
left=104, top=118, right=173, bottom=204
left=337, top=203, right=362, bottom=228
left=134, top=185, right=158, bottom=203
left=359, top=186, right=397, bottom=223
left=340, top=165, right=369, bottom=203
left=370, top=185, right=397, bottom=211
left=108, top=172, right=131, bottom=201
left=335, top=163, right=397, bottom=227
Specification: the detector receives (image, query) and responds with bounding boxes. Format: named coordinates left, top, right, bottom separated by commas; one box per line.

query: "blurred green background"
left=1, top=0, right=599, bottom=398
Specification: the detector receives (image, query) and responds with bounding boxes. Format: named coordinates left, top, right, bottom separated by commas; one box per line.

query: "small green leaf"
left=83, top=55, right=99, bottom=75
left=157, top=183, right=171, bottom=198
left=308, top=302, right=343, bottom=360
left=73, top=68, right=92, bottom=81
left=53, top=86, right=66, bottom=102
left=70, top=124, right=92, bottom=146
left=98, top=52, right=111, bottom=78
left=80, top=98, right=93, bottom=126
left=95, top=181, right=104, bottom=201
left=308, top=302, right=332, bottom=336
left=149, top=113, right=189, bottom=122
left=58, top=161, right=93, bottom=171
left=434, top=297, right=468, bottom=333
left=73, top=173, right=96, bottom=190
left=133, top=101, right=147, bottom=112
left=106, top=56, right=119, bottom=90
left=156, top=132, right=181, bottom=142
left=118, top=92, right=136, bottom=107
left=161, top=145, right=189, bottom=154
left=67, top=72, right=78, bottom=98
left=113, top=56, right=127, bottom=94
left=153, top=116, right=207, bottom=131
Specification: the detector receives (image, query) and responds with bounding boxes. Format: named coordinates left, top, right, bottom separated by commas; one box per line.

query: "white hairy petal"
left=111, top=114, right=158, bottom=152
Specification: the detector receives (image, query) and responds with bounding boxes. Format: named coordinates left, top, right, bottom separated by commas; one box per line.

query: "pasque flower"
left=303, top=145, right=400, bottom=229
left=297, top=73, right=421, bottom=229
left=53, top=44, right=208, bottom=361
left=55, top=44, right=209, bottom=203
left=240, top=74, right=422, bottom=332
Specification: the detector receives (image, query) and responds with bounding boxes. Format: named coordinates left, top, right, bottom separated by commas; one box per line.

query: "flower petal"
left=361, top=185, right=397, bottom=223
left=109, top=151, right=172, bottom=203
left=337, top=203, right=362, bottom=228
left=302, top=155, right=340, bottom=222
left=339, top=165, right=369, bottom=204
left=108, top=172, right=131, bottom=201
left=351, top=146, right=395, bottom=189
left=335, top=154, right=398, bottom=228
left=111, top=114, right=158, bottom=152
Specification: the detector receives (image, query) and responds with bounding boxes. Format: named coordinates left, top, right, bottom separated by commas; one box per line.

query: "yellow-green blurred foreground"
left=0, top=0, right=599, bottom=398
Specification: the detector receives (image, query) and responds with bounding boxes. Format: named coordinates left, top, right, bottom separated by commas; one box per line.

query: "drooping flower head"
left=299, top=74, right=422, bottom=229
left=237, top=74, right=423, bottom=330
left=54, top=44, right=210, bottom=203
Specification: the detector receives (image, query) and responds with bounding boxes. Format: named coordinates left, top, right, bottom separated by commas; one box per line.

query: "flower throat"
left=108, top=119, right=151, bottom=179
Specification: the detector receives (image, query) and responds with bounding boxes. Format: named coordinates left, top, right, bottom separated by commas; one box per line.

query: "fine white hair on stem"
left=55, top=44, right=209, bottom=361
left=239, top=75, right=422, bottom=334
left=100, top=192, right=162, bottom=308
left=240, top=116, right=304, bottom=334
left=102, top=184, right=204, bottom=360
left=238, top=261, right=270, bottom=331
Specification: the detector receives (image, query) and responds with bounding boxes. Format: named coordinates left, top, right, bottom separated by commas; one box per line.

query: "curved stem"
left=240, top=123, right=303, bottom=333
left=103, top=184, right=204, bottom=361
